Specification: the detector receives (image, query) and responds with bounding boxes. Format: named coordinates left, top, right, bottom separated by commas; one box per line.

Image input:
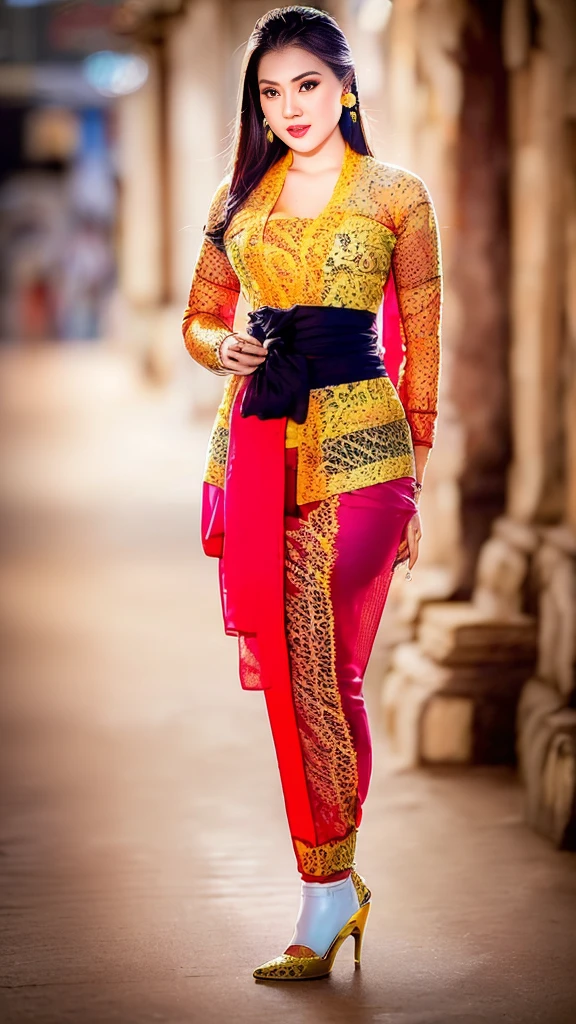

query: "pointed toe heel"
left=253, top=868, right=372, bottom=981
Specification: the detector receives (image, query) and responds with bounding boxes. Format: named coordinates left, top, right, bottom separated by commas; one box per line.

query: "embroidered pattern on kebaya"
left=296, top=376, right=414, bottom=504
left=262, top=216, right=313, bottom=303
left=204, top=374, right=241, bottom=489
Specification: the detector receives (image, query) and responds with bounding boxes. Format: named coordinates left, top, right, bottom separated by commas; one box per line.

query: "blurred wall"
left=0, top=1, right=121, bottom=343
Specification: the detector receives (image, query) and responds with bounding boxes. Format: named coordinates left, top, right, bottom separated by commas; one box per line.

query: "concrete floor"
left=0, top=345, right=575, bottom=1024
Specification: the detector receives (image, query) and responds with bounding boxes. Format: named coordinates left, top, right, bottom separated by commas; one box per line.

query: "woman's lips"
left=287, top=125, right=311, bottom=137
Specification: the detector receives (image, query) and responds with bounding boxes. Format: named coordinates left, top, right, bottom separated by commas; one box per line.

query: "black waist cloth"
left=240, top=304, right=388, bottom=424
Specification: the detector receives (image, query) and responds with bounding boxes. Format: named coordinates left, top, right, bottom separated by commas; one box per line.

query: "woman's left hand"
left=394, top=509, right=422, bottom=570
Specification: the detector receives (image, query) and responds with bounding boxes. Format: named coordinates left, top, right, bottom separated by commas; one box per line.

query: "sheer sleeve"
left=390, top=173, right=442, bottom=448
left=182, top=178, right=241, bottom=375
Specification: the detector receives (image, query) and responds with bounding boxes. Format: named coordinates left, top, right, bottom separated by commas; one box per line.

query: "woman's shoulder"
left=357, top=153, right=434, bottom=219
left=205, top=173, right=233, bottom=231
left=360, top=152, right=429, bottom=190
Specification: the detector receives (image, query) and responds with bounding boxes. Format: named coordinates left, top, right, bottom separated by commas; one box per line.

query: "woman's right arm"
left=182, top=178, right=241, bottom=375
left=182, top=177, right=268, bottom=376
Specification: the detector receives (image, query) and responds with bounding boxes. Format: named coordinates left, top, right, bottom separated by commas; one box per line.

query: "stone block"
left=420, top=695, right=474, bottom=763
left=417, top=601, right=537, bottom=666
left=381, top=641, right=530, bottom=769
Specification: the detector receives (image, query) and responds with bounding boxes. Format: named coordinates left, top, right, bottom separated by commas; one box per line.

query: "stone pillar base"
left=517, top=679, right=576, bottom=850
left=381, top=602, right=537, bottom=769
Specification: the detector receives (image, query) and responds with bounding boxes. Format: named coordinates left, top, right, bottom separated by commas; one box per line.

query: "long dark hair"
left=206, top=5, right=374, bottom=251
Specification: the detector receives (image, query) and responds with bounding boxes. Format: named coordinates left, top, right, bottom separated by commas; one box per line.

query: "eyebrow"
left=258, top=70, right=323, bottom=86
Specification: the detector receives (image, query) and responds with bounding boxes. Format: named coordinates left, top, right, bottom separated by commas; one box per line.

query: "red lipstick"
left=287, top=125, right=311, bottom=137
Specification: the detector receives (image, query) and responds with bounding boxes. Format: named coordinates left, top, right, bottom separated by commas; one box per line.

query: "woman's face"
left=257, top=46, right=349, bottom=152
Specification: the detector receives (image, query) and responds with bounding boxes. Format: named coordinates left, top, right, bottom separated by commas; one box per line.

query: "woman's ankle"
left=286, top=872, right=360, bottom=957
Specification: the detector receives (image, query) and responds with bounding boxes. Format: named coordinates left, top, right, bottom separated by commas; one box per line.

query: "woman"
left=182, top=6, right=442, bottom=981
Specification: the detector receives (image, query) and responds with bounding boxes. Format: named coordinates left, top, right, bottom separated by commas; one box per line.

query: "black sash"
left=240, top=304, right=387, bottom=424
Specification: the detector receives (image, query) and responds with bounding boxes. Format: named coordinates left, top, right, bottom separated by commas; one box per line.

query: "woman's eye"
left=261, top=80, right=319, bottom=99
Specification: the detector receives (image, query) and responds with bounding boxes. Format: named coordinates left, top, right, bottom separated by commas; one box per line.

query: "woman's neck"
left=287, top=127, right=346, bottom=178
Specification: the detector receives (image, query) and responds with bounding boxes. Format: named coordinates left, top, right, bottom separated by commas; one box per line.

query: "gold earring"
left=341, top=91, right=358, bottom=122
left=263, top=117, right=273, bottom=143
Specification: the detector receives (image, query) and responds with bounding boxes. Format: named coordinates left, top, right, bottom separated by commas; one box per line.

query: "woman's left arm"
left=390, top=173, right=442, bottom=570
left=391, top=172, right=443, bottom=480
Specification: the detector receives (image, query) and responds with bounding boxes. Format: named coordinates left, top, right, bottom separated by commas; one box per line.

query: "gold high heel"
left=252, top=868, right=371, bottom=981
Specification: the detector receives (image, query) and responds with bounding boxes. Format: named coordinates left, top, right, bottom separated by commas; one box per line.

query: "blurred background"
left=1, top=2, right=576, bottom=1021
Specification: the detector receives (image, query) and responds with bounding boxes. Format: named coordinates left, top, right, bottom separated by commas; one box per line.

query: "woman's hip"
left=284, top=445, right=417, bottom=522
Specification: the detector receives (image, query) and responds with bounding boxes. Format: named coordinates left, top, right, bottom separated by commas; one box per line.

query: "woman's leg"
left=280, top=446, right=417, bottom=883
left=331, top=477, right=418, bottom=808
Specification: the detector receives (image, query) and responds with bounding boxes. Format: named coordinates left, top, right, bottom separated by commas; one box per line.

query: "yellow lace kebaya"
left=182, top=140, right=442, bottom=507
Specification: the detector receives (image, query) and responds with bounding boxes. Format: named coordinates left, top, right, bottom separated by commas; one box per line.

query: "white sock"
left=287, top=875, right=360, bottom=957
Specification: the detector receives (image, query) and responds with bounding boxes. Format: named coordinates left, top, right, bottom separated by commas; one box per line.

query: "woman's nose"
left=282, top=93, right=302, bottom=119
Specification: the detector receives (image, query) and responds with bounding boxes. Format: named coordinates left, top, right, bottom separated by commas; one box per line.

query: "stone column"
left=166, top=0, right=229, bottom=304
left=505, top=0, right=576, bottom=850
left=379, top=0, right=465, bottom=579
left=163, top=0, right=237, bottom=404
left=506, top=42, right=565, bottom=525
left=380, top=0, right=576, bottom=794
left=563, top=52, right=576, bottom=535
left=115, top=44, right=164, bottom=361
left=450, top=0, right=512, bottom=597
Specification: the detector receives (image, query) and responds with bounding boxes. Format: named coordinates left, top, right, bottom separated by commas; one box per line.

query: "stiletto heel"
left=352, top=901, right=370, bottom=966
left=253, top=868, right=372, bottom=980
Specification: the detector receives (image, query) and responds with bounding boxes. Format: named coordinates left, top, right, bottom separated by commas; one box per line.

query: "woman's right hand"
left=219, top=330, right=268, bottom=375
